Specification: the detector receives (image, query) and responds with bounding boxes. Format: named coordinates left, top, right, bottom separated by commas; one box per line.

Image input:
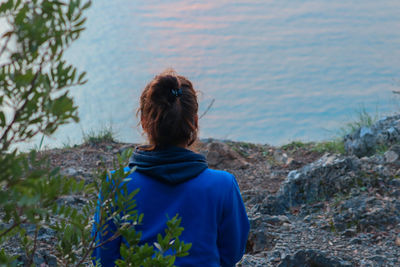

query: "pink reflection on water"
left=145, top=21, right=228, bottom=30
left=140, top=1, right=218, bottom=14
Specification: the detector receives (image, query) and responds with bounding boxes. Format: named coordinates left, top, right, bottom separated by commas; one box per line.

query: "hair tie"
left=171, top=88, right=183, bottom=97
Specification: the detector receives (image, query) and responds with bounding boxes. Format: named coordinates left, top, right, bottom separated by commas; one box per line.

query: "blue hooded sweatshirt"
left=92, top=146, right=249, bottom=266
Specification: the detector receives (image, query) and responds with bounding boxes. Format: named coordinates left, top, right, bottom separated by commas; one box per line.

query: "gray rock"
left=246, top=229, right=277, bottom=253
left=56, top=195, right=88, bottom=206
left=303, top=215, right=312, bottom=223
left=61, top=167, right=78, bottom=177
left=260, top=195, right=289, bottom=215
left=344, top=114, right=400, bottom=157
left=263, top=215, right=290, bottom=226
left=384, top=150, right=399, bottom=163
left=38, top=227, right=56, bottom=241
left=368, top=255, right=386, bottom=265
left=241, top=189, right=268, bottom=206
left=342, top=228, right=357, bottom=237
left=238, top=254, right=268, bottom=266
left=331, top=195, right=400, bottom=232
left=275, top=154, right=360, bottom=209
left=274, top=150, right=292, bottom=165
left=350, top=237, right=362, bottom=244
left=204, top=142, right=249, bottom=169
left=389, top=144, right=400, bottom=154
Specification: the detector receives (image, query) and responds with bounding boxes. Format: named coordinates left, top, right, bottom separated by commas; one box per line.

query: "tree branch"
left=0, top=218, right=27, bottom=239
left=74, top=228, right=102, bottom=267
left=0, top=33, right=12, bottom=58
left=91, top=232, right=122, bottom=250
left=0, top=62, right=42, bottom=149
left=26, top=225, right=39, bottom=266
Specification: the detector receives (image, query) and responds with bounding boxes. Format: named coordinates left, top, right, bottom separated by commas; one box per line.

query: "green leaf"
left=73, top=17, right=86, bottom=27
left=0, top=0, right=13, bottom=14
left=15, top=4, right=28, bottom=25
left=67, top=0, right=74, bottom=20
left=0, top=112, right=4, bottom=129
left=82, top=0, right=91, bottom=10
left=153, top=242, right=163, bottom=253
left=14, top=0, right=21, bottom=10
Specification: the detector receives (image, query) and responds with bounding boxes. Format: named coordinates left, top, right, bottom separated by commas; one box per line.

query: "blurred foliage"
left=0, top=0, right=89, bottom=151
left=0, top=0, right=190, bottom=266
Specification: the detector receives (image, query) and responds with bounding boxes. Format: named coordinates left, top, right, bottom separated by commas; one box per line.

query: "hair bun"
left=153, top=74, right=180, bottom=103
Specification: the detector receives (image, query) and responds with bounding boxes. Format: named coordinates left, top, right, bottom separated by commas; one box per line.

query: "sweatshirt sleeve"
left=217, top=175, right=250, bottom=267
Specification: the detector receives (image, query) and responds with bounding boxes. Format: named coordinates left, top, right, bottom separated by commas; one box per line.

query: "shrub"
left=83, top=125, right=116, bottom=145
left=340, top=107, right=379, bottom=136
left=0, top=1, right=190, bottom=266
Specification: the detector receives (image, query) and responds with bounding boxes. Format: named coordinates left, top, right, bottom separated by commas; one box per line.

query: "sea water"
left=48, top=0, right=400, bottom=147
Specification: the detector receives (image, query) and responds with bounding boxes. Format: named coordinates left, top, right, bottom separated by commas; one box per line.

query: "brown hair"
left=138, top=69, right=198, bottom=150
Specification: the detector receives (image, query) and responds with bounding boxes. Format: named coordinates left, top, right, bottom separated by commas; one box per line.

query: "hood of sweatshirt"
left=128, top=146, right=208, bottom=184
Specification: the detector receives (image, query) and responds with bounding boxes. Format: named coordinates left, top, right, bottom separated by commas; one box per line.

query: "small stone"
left=322, top=155, right=336, bottom=166
left=285, top=157, right=294, bottom=166
left=62, top=167, right=78, bottom=177
left=264, top=215, right=288, bottom=226
left=350, top=237, right=362, bottom=244
left=384, top=150, right=399, bottom=163
left=390, top=144, right=400, bottom=154
left=343, top=229, right=357, bottom=237
left=303, top=215, right=311, bottom=222
left=282, top=222, right=292, bottom=230
left=44, top=253, right=57, bottom=266
left=38, top=227, right=56, bottom=241
left=246, top=230, right=276, bottom=253
left=395, top=235, right=400, bottom=246
left=277, top=215, right=290, bottom=223
left=273, top=150, right=288, bottom=164
left=368, top=255, right=386, bottom=264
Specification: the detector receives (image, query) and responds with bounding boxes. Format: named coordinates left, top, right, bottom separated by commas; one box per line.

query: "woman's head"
left=138, top=69, right=198, bottom=149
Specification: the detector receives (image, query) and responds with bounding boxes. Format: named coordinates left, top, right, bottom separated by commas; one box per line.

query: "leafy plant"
left=0, top=0, right=190, bottom=266
left=0, top=0, right=91, bottom=264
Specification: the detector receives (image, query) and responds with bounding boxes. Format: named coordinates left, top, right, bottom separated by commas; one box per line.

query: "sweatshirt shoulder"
left=198, top=168, right=237, bottom=186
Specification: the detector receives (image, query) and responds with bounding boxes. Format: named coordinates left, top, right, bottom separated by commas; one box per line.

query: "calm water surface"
left=50, top=0, right=400, bottom=147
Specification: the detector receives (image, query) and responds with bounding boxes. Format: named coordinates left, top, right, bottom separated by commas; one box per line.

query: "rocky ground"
left=201, top=137, right=400, bottom=267
left=3, top=115, right=400, bottom=266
